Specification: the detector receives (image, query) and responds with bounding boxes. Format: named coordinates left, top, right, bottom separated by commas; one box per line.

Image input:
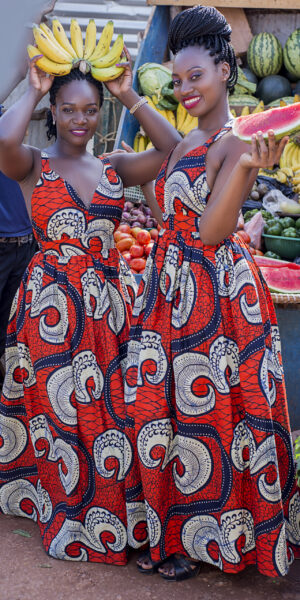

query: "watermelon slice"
left=232, top=102, right=300, bottom=143
left=254, top=255, right=300, bottom=270
left=260, top=266, right=300, bottom=293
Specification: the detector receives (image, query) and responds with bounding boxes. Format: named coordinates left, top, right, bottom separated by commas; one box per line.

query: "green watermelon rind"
left=260, top=266, right=300, bottom=293
left=232, top=103, right=300, bottom=143
left=267, top=97, right=295, bottom=108
left=283, top=29, right=300, bottom=79
left=247, top=33, right=283, bottom=79
left=229, top=95, right=259, bottom=107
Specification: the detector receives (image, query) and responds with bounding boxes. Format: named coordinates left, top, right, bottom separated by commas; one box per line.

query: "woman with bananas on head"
left=0, top=19, right=181, bottom=564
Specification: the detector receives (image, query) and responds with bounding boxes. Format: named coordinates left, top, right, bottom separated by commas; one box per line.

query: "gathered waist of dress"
left=39, top=236, right=116, bottom=258
left=163, top=213, right=202, bottom=233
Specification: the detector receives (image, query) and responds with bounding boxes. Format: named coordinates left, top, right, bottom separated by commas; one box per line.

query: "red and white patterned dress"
left=0, top=154, right=136, bottom=564
left=124, top=127, right=300, bottom=576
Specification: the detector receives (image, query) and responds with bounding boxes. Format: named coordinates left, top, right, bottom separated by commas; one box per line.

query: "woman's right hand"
left=29, top=56, right=54, bottom=97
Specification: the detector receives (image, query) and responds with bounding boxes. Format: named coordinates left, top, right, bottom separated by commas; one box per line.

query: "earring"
left=52, top=116, right=56, bottom=125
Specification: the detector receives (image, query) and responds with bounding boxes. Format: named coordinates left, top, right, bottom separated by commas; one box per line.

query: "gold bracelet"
left=129, top=97, right=148, bottom=115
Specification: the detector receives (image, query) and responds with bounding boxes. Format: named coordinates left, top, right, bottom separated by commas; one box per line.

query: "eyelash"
left=173, top=73, right=202, bottom=87
left=62, top=108, right=97, bottom=114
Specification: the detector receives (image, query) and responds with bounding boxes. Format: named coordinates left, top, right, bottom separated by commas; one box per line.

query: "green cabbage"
left=138, top=62, right=173, bottom=100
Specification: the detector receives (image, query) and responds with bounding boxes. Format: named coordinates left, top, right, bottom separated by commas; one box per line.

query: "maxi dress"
left=124, top=126, right=300, bottom=576
left=0, top=153, right=137, bottom=564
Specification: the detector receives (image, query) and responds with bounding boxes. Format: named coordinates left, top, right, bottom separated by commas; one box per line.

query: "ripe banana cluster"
left=27, top=19, right=126, bottom=81
left=230, top=101, right=264, bottom=119
left=132, top=96, right=199, bottom=151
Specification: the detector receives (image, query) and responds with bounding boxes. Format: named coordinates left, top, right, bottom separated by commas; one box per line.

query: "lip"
left=70, top=129, right=88, bottom=136
left=182, top=96, right=201, bottom=109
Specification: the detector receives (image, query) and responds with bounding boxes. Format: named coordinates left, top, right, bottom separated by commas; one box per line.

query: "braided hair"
left=168, top=6, right=238, bottom=91
left=46, top=69, right=104, bottom=140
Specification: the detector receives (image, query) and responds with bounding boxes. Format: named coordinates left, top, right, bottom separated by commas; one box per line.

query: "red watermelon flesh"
left=232, top=102, right=300, bottom=143
left=260, top=266, right=300, bottom=293
left=254, top=255, right=300, bottom=270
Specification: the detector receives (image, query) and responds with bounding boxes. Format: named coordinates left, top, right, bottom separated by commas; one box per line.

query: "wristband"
left=129, top=97, right=148, bottom=115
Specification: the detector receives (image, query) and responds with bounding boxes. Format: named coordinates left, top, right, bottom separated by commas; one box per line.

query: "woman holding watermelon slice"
left=124, top=5, right=300, bottom=581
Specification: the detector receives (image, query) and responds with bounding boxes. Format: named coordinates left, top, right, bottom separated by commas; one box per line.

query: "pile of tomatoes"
left=114, top=224, right=159, bottom=273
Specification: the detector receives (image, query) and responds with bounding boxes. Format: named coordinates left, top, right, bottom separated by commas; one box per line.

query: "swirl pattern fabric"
left=0, top=155, right=137, bottom=564
left=125, top=128, right=300, bottom=576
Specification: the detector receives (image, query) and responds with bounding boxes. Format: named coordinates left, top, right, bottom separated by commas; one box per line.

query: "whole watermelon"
left=283, top=29, right=300, bottom=79
left=256, top=75, right=292, bottom=105
left=247, top=33, right=283, bottom=78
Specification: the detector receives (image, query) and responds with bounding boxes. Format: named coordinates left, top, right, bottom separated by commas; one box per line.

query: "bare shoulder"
left=214, top=129, right=249, bottom=162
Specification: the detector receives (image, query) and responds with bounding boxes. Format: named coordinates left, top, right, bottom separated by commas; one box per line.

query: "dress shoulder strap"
left=205, top=119, right=234, bottom=148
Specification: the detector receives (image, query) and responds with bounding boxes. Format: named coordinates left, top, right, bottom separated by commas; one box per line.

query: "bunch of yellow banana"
left=27, top=19, right=126, bottom=82
left=258, top=167, right=293, bottom=185
left=176, top=103, right=198, bottom=135
left=280, top=141, right=300, bottom=171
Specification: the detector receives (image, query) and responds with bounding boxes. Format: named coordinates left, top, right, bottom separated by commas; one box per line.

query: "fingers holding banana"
left=27, top=19, right=127, bottom=82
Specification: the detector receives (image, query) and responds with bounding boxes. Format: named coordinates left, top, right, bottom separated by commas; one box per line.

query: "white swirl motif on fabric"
left=285, top=492, right=300, bottom=546
left=81, top=219, right=115, bottom=258
left=106, top=281, right=126, bottom=335
left=137, top=418, right=212, bottom=495
left=29, top=414, right=79, bottom=496
left=123, top=339, right=141, bottom=404
left=159, top=246, right=195, bottom=329
left=47, top=351, right=104, bottom=425
left=3, top=343, right=36, bottom=399
left=215, top=249, right=261, bottom=324
left=93, top=429, right=132, bottom=481
left=0, top=413, right=28, bottom=463
left=136, top=331, right=168, bottom=387
left=230, top=421, right=281, bottom=503
left=182, top=509, right=255, bottom=567
left=43, top=170, right=60, bottom=182
left=73, top=350, right=104, bottom=404
left=126, top=501, right=148, bottom=549
left=46, top=208, right=86, bottom=240
left=173, top=352, right=215, bottom=416
left=274, top=524, right=290, bottom=576
left=96, top=163, right=123, bottom=199
left=132, top=254, right=154, bottom=318
left=159, top=244, right=180, bottom=301
left=209, top=336, right=240, bottom=394
left=145, top=500, right=162, bottom=548
left=27, top=277, right=69, bottom=344
left=0, top=478, right=52, bottom=523
left=59, top=244, right=86, bottom=258
left=118, top=255, right=137, bottom=306
left=260, top=327, right=283, bottom=408
left=81, top=268, right=105, bottom=320
left=164, top=170, right=208, bottom=217
left=48, top=506, right=127, bottom=561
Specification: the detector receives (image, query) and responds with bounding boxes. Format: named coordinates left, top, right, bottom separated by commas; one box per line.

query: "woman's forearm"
left=0, top=87, right=42, bottom=148
left=199, top=164, right=258, bottom=245
left=118, top=89, right=181, bottom=152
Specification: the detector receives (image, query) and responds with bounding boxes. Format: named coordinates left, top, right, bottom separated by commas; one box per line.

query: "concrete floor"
left=1, top=513, right=299, bottom=600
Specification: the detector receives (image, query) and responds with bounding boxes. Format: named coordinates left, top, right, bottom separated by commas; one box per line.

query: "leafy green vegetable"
left=138, top=63, right=173, bottom=101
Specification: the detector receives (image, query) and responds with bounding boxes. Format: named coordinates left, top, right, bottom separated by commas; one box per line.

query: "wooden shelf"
left=147, top=1, right=299, bottom=8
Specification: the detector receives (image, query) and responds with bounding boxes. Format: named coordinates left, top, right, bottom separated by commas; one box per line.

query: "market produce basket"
left=263, top=233, right=300, bottom=260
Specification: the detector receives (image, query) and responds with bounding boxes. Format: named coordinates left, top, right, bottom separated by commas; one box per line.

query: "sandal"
left=158, top=554, right=201, bottom=582
left=136, top=550, right=167, bottom=575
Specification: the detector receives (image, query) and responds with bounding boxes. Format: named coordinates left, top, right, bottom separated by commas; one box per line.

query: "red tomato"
left=117, top=224, right=131, bottom=234
left=131, top=227, right=143, bottom=239
left=122, top=251, right=132, bottom=264
left=236, top=230, right=251, bottom=244
left=150, top=228, right=159, bottom=241
left=130, top=257, right=146, bottom=272
left=130, top=244, right=144, bottom=258
left=255, top=249, right=264, bottom=256
left=144, top=241, right=154, bottom=256
left=136, top=230, right=151, bottom=246
left=114, top=231, right=131, bottom=243
left=116, top=237, right=134, bottom=252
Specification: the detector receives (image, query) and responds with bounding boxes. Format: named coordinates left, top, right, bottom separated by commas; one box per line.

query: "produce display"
left=232, top=102, right=300, bottom=143
left=247, top=32, right=283, bottom=78
left=114, top=224, right=158, bottom=274
left=283, top=29, right=300, bottom=79
left=27, top=19, right=127, bottom=81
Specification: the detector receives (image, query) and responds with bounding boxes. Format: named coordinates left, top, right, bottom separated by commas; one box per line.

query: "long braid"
left=46, top=69, right=104, bottom=140
left=168, top=6, right=238, bottom=91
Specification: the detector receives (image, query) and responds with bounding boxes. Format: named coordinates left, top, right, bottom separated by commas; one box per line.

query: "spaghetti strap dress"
left=124, top=126, right=300, bottom=576
left=0, top=153, right=137, bottom=564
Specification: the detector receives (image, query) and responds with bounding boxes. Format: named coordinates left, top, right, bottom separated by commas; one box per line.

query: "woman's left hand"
left=239, top=130, right=289, bottom=170
left=104, top=45, right=133, bottom=99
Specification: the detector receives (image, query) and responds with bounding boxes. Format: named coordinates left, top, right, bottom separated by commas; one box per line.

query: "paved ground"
left=1, top=513, right=299, bottom=600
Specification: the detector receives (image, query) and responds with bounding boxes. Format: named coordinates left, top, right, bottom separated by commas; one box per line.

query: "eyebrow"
left=61, top=102, right=98, bottom=106
left=173, top=66, right=204, bottom=76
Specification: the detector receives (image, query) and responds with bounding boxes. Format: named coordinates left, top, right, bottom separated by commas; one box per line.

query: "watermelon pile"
left=254, top=255, right=300, bottom=294
left=247, top=33, right=283, bottom=78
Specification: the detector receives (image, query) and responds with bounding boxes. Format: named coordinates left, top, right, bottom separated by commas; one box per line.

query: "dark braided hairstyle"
left=46, top=69, right=104, bottom=140
left=168, top=6, right=238, bottom=92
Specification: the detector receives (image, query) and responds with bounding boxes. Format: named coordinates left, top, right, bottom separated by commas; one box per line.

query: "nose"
left=180, top=79, right=193, bottom=96
left=72, top=111, right=88, bottom=124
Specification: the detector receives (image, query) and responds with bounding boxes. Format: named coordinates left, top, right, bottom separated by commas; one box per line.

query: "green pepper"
left=282, top=227, right=298, bottom=238
left=244, top=209, right=259, bottom=222
left=266, top=224, right=283, bottom=236
left=280, top=217, right=295, bottom=229
left=261, top=210, right=274, bottom=221
left=264, top=218, right=283, bottom=232
left=264, top=251, right=281, bottom=259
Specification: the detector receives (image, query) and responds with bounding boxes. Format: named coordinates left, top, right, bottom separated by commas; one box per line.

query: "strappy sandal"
left=158, top=554, right=201, bottom=582
left=136, top=550, right=167, bottom=575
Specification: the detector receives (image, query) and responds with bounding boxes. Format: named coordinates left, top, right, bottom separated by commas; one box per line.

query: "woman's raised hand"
left=239, top=130, right=289, bottom=170
left=29, top=56, right=54, bottom=96
left=104, top=45, right=133, bottom=99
